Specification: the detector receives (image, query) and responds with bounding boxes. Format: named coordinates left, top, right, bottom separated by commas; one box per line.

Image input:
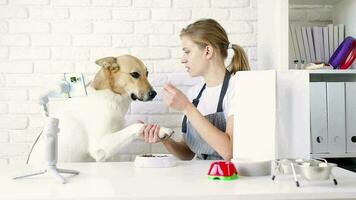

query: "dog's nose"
left=148, top=90, right=157, bottom=99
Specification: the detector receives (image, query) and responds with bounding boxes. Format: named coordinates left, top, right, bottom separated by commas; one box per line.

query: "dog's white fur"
left=29, top=55, right=173, bottom=163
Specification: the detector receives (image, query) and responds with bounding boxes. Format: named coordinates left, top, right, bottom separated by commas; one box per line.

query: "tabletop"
left=1, top=160, right=356, bottom=200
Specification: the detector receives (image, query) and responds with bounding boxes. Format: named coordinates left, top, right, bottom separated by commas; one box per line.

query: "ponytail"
left=228, top=44, right=250, bottom=74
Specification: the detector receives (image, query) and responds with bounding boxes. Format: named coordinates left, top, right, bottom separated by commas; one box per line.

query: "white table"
left=1, top=161, right=356, bottom=200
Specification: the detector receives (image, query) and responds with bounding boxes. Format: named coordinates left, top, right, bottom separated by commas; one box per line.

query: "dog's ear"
left=95, top=57, right=120, bottom=71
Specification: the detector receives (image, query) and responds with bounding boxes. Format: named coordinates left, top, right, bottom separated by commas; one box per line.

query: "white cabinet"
left=309, top=71, right=356, bottom=157
left=310, top=82, right=348, bottom=154
left=233, top=70, right=311, bottom=161
left=233, top=70, right=356, bottom=161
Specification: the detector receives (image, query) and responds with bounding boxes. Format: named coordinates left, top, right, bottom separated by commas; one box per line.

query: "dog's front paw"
left=93, top=149, right=106, bottom=162
left=158, top=126, right=174, bottom=140
left=127, top=123, right=145, bottom=137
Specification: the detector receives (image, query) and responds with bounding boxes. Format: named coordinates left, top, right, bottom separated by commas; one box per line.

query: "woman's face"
left=180, top=36, right=208, bottom=77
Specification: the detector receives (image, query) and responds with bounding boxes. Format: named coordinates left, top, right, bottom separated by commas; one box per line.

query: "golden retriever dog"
left=29, top=55, right=173, bottom=163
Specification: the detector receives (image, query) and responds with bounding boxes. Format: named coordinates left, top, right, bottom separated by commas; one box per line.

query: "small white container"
left=232, top=159, right=271, bottom=176
left=134, top=154, right=177, bottom=168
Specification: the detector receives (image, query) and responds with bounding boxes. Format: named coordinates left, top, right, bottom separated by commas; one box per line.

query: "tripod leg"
left=330, top=173, right=338, bottom=185
left=271, top=161, right=280, bottom=181
left=48, top=168, right=66, bottom=184
left=13, top=169, right=47, bottom=180
left=291, top=163, right=300, bottom=187
left=58, top=168, right=80, bottom=175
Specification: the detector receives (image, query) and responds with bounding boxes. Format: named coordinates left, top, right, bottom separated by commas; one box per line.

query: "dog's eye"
left=146, top=71, right=148, bottom=77
left=130, top=72, right=140, bottom=79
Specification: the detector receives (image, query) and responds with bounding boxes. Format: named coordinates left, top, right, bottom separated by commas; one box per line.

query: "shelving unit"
left=257, top=0, right=356, bottom=71
left=256, top=0, right=356, bottom=160
left=291, top=1, right=356, bottom=159
left=233, top=70, right=356, bottom=161
left=289, top=0, right=356, bottom=69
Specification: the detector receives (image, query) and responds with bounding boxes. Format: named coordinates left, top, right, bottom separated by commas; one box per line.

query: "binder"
left=310, top=82, right=328, bottom=154
left=307, top=26, right=316, bottom=62
left=328, top=24, right=334, bottom=56
left=323, top=27, right=330, bottom=63
left=327, top=82, right=346, bottom=154
left=296, top=26, right=307, bottom=64
left=302, top=27, right=311, bottom=63
left=290, top=25, right=301, bottom=64
left=313, top=26, right=324, bottom=62
left=334, top=26, right=339, bottom=52
left=289, top=25, right=297, bottom=67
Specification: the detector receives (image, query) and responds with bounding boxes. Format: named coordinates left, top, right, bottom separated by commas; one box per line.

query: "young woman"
left=141, top=19, right=250, bottom=160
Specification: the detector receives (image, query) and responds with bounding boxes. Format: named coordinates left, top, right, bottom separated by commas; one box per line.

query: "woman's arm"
left=141, top=124, right=195, bottom=160
left=163, top=83, right=234, bottom=160
left=161, top=137, right=195, bottom=160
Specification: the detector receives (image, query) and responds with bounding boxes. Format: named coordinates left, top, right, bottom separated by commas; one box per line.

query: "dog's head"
left=91, top=55, right=156, bottom=101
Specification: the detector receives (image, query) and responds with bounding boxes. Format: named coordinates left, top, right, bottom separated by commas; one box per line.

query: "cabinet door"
left=327, top=82, right=346, bottom=154
left=310, top=82, right=328, bottom=154
left=233, top=70, right=277, bottom=161
left=346, top=82, right=356, bottom=153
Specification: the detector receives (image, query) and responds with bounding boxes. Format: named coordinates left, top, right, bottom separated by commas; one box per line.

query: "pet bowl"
left=134, top=154, right=177, bottom=168
left=297, top=161, right=337, bottom=181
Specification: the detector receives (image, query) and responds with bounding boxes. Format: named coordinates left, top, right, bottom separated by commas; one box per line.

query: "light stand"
left=13, top=82, right=79, bottom=184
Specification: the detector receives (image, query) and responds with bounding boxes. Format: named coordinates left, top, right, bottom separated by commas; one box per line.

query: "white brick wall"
left=10, top=21, right=50, bottom=33
left=0, top=0, right=257, bottom=164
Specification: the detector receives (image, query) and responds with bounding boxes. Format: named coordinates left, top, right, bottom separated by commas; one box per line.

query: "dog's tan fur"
left=93, top=56, right=153, bottom=99
left=29, top=55, right=173, bottom=163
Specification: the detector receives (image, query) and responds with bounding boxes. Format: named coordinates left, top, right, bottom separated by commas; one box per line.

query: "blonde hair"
left=180, top=19, right=250, bottom=73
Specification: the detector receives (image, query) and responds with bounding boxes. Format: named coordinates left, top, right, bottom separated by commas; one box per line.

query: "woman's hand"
left=141, top=124, right=161, bottom=143
left=163, top=82, right=191, bottom=112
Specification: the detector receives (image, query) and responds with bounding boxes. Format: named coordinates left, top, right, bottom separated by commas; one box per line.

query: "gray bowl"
left=297, top=162, right=337, bottom=181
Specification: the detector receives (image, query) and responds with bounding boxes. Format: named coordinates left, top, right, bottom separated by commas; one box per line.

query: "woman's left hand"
left=163, top=82, right=191, bottom=112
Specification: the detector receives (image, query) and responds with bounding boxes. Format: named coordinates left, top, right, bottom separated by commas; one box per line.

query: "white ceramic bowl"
left=232, top=159, right=271, bottom=176
left=134, top=154, right=177, bottom=168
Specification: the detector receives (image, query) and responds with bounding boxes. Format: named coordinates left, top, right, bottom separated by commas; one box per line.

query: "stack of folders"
left=289, top=24, right=345, bottom=68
